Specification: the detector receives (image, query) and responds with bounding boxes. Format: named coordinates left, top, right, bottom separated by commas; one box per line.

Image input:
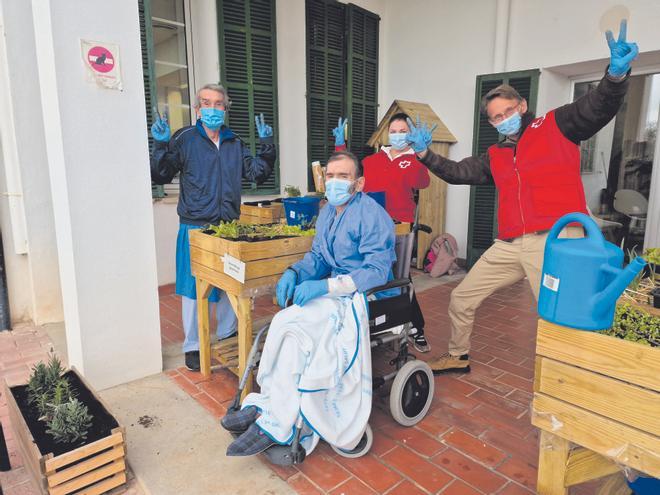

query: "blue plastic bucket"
left=282, top=197, right=320, bottom=226
left=366, top=191, right=386, bottom=209
left=628, top=476, right=660, bottom=495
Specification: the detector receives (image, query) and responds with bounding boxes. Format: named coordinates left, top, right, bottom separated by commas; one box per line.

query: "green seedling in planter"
left=643, top=247, right=660, bottom=285
left=284, top=185, right=301, bottom=197
left=207, top=220, right=315, bottom=240
left=600, top=303, right=660, bottom=347
left=626, top=246, right=644, bottom=291
left=46, top=398, right=93, bottom=444
left=28, top=355, right=67, bottom=418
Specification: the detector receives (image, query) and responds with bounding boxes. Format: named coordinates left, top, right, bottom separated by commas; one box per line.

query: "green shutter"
left=218, top=0, right=280, bottom=195
left=466, top=69, right=540, bottom=268
left=138, top=0, right=164, bottom=199
left=346, top=3, right=379, bottom=162
left=305, top=0, right=346, bottom=190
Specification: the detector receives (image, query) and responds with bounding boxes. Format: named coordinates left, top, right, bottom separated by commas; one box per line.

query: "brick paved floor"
left=162, top=276, right=616, bottom=494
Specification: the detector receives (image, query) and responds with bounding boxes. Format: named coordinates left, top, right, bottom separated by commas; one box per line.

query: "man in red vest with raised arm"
left=406, top=20, right=638, bottom=374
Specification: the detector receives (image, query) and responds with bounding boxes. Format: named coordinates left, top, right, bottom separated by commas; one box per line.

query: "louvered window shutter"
left=466, top=69, right=540, bottom=268
left=346, top=4, right=379, bottom=162
left=218, top=0, right=280, bottom=194
left=305, top=0, right=346, bottom=190
left=138, top=0, right=164, bottom=199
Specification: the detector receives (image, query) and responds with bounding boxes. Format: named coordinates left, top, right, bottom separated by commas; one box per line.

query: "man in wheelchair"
left=222, top=151, right=397, bottom=457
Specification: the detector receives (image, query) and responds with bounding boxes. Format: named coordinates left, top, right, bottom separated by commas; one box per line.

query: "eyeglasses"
left=199, top=98, right=227, bottom=110
left=488, top=104, right=520, bottom=124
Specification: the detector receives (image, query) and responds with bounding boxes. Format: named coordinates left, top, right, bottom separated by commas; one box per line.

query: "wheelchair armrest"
left=366, top=278, right=412, bottom=297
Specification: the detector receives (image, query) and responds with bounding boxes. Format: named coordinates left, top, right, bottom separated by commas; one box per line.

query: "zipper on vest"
left=513, top=152, right=526, bottom=233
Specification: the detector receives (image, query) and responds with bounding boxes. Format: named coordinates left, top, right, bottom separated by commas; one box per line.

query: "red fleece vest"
left=488, top=110, right=587, bottom=239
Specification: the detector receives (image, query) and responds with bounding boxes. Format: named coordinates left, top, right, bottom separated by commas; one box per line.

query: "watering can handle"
left=546, top=212, right=602, bottom=244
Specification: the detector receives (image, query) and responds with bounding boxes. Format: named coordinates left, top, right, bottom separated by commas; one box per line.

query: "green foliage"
left=26, top=355, right=91, bottom=444
left=46, top=399, right=93, bottom=444
left=643, top=247, right=659, bottom=285
left=599, top=303, right=660, bottom=347
left=284, top=185, right=301, bottom=197
left=626, top=246, right=644, bottom=291
left=207, top=221, right=315, bottom=240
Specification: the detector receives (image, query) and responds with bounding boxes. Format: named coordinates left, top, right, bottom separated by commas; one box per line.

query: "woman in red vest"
left=407, top=19, right=638, bottom=374
left=333, top=113, right=432, bottom=352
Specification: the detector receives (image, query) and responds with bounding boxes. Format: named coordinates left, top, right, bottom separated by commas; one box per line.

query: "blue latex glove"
left=255, top=113, right=273, bottom=138
left=151, top=111, right=170, bottom=142
left=276, top=269, right=296, bottom=308
left=293, top=279, right=328, bottom=307
left=406, top=115, right=437, bottom=154
left=332, top=117, right=348, bottom=146
left=606, top=19, right=639, bottom=78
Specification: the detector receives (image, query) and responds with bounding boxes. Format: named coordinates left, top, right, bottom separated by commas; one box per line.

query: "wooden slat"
left=47, top=446, right=125, bottom=487
left=564, top=448, right=620, bottom=487
left=48, top=460, right=125, bottom=495
left=76, top=472, right=126, bottom=495
left=240, top=203, right=283, bottom=220
left=537, top=430, right=570, bottom=495
left=189, top=229, right=313, bottom=261
left=532, top=393, right=660, bottom=478
left=44, top=432, right=123, bottom=471
left=536, top=357, right=660, bottom=435
left=417, top=143, right=447, bottom=268
left=190, top=246, right=305, bottom=281
left=536, top=319, right=660, bottom=392
left=191, top=262, right=281, bottom=297
left=4, top=380, right=49, bottom=494
left=239, top=215, right=277, bottom=225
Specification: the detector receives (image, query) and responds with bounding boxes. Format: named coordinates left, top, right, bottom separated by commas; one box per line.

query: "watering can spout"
left=593, top=257, right=646, bottom=311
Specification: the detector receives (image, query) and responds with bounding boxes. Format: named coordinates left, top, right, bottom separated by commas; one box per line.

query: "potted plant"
left=4, top=355, right=127, bottom=494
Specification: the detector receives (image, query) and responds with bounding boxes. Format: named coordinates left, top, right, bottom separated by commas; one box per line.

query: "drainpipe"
left=492, top=0, right=511, bottom=73
left=0, top=231, right=9, bottom=331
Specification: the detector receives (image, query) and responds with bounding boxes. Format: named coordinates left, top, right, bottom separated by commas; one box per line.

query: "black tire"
left=389, top=360, right=434, bottom=426
left=331, top=424, right=373, bottom=458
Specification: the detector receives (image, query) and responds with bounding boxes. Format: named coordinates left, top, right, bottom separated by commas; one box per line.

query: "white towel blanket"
left=242, top=293, right=372, bottom=453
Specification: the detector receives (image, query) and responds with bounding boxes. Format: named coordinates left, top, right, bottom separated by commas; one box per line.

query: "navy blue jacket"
left=150, top=120, right=275, bottom=225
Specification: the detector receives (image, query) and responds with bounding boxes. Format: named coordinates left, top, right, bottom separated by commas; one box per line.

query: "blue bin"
left=282, top=197, right=320, bottom=226
left=628, top=476, right=660, bottom=495
left=366, top=191, right=386, bottom=209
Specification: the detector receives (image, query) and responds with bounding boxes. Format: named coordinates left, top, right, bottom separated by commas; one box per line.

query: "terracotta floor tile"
left=171, top=374, right=200, bottom=397
left=334, top=454, right=402, bottom=493
left=442, top=429, right=507, bottom=468
left=496, top=457, right=537, bottom=490
left=382, top=446, right=453, bottom=493
left=469, top=389, right=528, bottom=417
left=329, top=477, right=377, bottom=495
left=288, top=474, right=324, bottom=495
left=431, top=448, right=507, bottom=494
left=496, top=481, right=535, bottom=494
left=380, top=424, right=445, bottom=457
left=297, top=451, right=351, bottom=492
left=439, top=479, right=482, bottom=495
left=496, top=372, right=533, bottom=393
left=384, top=479, right=428, bottom=495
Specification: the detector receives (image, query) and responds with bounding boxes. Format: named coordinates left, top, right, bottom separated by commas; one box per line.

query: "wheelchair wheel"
left=331, top=424, right=373, bottom=458
left=389, top=360, right=434, bottom=426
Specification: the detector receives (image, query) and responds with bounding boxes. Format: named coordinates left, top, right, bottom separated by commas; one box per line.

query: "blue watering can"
left=538, top=212, right=646, bottom=330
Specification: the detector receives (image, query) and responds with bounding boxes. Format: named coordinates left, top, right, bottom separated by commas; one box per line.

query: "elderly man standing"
left=221, top=151, right=395, bottom=456
left=405, top=20, right=637, bottom=374
left=150, top=84, right=275, bottom=372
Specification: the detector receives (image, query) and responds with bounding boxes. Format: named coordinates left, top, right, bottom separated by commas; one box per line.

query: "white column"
left=31, top=0, right=162, bottom=389
left=492, top=0, right=511, bottom=73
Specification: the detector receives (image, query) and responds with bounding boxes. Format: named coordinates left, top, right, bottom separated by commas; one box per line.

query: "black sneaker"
left=409, top=333, right=431, bottom=353
left=185, top=351, right=200, bottom=372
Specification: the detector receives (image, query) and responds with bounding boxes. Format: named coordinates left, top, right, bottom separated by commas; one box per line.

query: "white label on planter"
left=223, top=254, right=246, bottom=283
left=289, top=210, right=295, bottom=219
left=543, top=273, right=559, bottom=292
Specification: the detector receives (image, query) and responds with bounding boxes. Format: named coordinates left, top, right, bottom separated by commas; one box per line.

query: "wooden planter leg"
left=538, top=431, right=571, bottom=495
left=237, top=296, right=253, bottom=400
left=196, top=279, right=213, bottom=377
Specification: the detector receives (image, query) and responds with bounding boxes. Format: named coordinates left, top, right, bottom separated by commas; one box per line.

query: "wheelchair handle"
left=414, top=224, right=432, bottom=234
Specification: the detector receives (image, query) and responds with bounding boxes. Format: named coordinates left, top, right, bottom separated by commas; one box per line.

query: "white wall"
left=31, top=0, right=162, bottom=389
left=0, top=0, right=63, bottom=325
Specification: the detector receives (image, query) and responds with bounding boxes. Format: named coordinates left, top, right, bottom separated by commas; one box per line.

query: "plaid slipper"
left=220, top=406, right=258, bottom=434
left=226, top=423, right=276, bottom=456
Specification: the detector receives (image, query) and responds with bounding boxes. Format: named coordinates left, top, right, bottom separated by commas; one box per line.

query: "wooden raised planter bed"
left=532, top=319, right=660, bottom=494
left=4, top=368, right=127, bottom=495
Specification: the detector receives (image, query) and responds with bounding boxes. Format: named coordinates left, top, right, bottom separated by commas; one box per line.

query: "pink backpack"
left=423, top=233, right=459, bottom=277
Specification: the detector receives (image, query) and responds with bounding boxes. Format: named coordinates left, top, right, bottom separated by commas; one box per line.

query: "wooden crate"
left=239, top=203, right=283, bottom=225
left=532, top=319, right=660, bottom=493
left=189, top=229, right=313, bottom=297
left=4, top=369, right=127, bottom=495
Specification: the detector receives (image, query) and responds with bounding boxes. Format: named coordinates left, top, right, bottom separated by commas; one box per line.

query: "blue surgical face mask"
left=494, top=111, right=522, bottom=136
left=325, top=178, right=354, bottom=206
left=389, top=132, right=408, bottom=150
left=200, top=108, right=225, bottom=130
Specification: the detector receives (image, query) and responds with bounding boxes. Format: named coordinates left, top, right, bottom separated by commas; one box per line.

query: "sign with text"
left=81, top=40, right=122, bottom=90
left=223, top=254, right=246, bottom=283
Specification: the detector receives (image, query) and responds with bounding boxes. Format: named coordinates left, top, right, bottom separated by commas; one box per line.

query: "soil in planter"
left=11, top=371, right=119, bottom=456
left=200, top=230, right=296, bottom=242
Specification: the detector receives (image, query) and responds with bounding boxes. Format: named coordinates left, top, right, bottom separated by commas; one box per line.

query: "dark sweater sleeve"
left=419, top=148, right=494, bottom=186
left=242, top=136, right=276, bottom=184
left=555, top=70, right=629, bottom=144
left=150, top=138, right=183, bottom=185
